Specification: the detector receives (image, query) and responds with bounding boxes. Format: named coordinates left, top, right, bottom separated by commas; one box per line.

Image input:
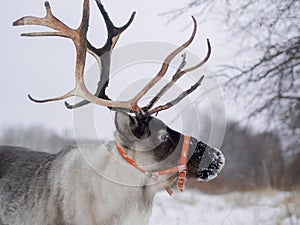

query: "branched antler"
left=65, top=0, right=136, bottom=109
left=14, top=0, right=91, bottom=103
left=14, top=0, right=211, bottom=116
left=13, top=0, right=139, bottom=113
left=143, top=39, right=211, bottom=113
left=128, top=16, right=198, bottom=111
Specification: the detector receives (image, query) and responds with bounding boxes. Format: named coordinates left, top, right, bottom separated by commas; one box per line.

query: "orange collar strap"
left=116, top=135, right=191, bottom=196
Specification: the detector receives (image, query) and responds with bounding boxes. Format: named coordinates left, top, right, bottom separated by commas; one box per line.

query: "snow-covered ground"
left=150, top=190, right=300, bottom=225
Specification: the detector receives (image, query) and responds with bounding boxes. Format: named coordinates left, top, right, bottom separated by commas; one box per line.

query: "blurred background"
left=1, top=0, right=299, bottom=224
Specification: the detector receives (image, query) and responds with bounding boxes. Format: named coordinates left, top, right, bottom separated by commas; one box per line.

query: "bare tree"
left=163, top=0, right=300, bottom=151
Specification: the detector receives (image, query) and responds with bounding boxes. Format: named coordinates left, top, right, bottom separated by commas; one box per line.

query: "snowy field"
left=150, top=190, right=300, bottom=225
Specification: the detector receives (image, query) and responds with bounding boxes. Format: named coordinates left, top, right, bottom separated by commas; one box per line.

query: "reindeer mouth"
left=196, top=148, right=225, bottom=181
left=187, top=139, right=225, bottom=182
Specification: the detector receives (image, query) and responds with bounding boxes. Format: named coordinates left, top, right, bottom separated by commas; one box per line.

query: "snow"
left=150, top=190, right=300, bottom=225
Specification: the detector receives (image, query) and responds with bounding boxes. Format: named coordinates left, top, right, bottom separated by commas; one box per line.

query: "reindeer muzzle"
left=187, top=138, right=225, bottom=182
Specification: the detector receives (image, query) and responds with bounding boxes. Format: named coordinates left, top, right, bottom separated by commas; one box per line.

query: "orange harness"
left=116, top=135, right=191, bottom=196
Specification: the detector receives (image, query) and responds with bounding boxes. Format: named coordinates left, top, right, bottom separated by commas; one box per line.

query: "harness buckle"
left=177, top=170, right=187, bottom=192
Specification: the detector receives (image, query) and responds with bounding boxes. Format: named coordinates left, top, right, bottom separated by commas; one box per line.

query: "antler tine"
left=148, top=75, right=205, bottom=115
left=144, top=38, right=211, bottom=111
left=128, top=17, right=198, bottom=110
left=66, top=0, right=136, bottom=109
left=28, top=90, right=75, bottom=104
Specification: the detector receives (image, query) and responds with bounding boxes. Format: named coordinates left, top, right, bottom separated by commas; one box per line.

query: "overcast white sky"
left=0, top=0, right=235, bottom=140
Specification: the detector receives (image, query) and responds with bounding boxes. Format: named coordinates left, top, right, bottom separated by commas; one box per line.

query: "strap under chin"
left=115, top=135, right=191, bottom=195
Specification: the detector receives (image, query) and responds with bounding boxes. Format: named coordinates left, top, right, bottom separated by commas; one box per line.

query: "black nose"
left=187, top=139, right=225, bottom=181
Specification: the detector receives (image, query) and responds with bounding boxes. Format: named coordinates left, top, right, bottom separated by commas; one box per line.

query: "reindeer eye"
left=159, top=131, right=170, bottom=141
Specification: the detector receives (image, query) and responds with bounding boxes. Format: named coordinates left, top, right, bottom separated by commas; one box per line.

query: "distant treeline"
left=0, top=125, right=75, bottom=153
left=0, top=123, right=299, bottom=192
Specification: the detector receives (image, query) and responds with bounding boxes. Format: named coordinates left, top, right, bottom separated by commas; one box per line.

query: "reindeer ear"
left=115, top=111, right=137, bottom=134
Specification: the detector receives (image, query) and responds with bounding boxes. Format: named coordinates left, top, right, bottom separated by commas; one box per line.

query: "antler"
left=127, top=17, right=198, bottom=111
left=14, top=0, right=210, bottom=116
left=13, top=0, right=139, bottom=113
left=144, top=39, right=211, bottom=114
left=14, top=0, right=90, bottom=103
left=65, top=0, right=136, bottom=109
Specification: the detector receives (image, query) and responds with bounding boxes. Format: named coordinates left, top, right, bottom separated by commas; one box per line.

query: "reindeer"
left=0, top=0, right=225, bottom=224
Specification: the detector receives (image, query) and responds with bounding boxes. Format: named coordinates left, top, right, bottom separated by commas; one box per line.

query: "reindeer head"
left=114, top=111, right=225, bottom=183
left=13, top=0, right=225, bottom=192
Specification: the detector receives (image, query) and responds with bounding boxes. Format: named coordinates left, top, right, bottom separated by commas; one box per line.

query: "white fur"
left=0, top=142, right=175, bottom=225
left=52, top=143, right=158, bottom=225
